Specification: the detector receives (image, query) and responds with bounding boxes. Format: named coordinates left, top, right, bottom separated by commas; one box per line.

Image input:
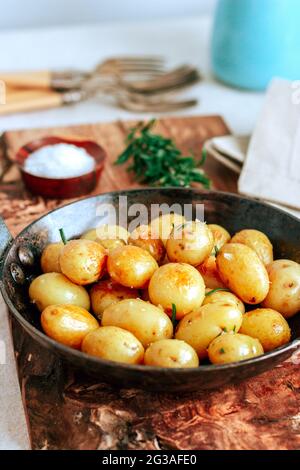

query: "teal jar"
left=211, top=0, right=300, bottom=90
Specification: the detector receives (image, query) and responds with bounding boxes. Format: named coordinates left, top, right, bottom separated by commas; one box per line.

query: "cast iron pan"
left=1, top=188, right=300, bottom=392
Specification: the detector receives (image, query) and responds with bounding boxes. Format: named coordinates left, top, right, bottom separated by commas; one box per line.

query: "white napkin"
left=238, top=78, right=300, bottom=211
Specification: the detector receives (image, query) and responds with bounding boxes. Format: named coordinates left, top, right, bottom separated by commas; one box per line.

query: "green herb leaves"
left=171, top=303, right=177, bottom=331
left=115, top=119, right=211, bottom=189
left=59, top=228, right=67, bottom=245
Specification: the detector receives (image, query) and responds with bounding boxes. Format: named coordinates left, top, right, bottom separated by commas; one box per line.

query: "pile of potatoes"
left=28, top=214, right=300, bottom=369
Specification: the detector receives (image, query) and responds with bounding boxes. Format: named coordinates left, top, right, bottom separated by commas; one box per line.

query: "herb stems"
left=115, top=119, right=211, bottom=189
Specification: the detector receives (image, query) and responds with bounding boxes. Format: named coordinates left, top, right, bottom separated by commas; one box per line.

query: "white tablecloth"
left=0, top=15, right=264, bottom=449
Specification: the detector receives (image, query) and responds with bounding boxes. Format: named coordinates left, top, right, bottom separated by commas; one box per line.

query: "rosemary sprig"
left=115, top=120, right=211, bottom=189
left=171, top=303, right=177, bottom=331
left=59, top=228, right=67, bottom=245
left=205, top=288, right=231, bottom=297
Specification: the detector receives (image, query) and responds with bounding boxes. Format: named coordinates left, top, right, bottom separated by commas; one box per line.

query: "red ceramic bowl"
left=16, top=135, right=106, bottom=199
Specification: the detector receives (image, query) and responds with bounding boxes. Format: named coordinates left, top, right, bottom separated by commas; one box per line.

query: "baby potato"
left=166, top=221, right=214, bottom=266
left=230, top=229, right=273, bottom=266
left=102, top=298, right=173, bottom=347
left=203, top=289, right=245, bottom=314
left=107, top=245, right=158, bottom=288
left=82, top=326, right=144, bottom=364
left=41, top=304, right=99, bottom=349
left=81, top=225, right=129, bottom=242
left=29, top=272, right=90, bottom=312
left=41, top=242, right=63, bottom=273
left=144, top=339, right=199, bottom=368
left=150, top=213, right=186, bottom=246
left=175, top=303, right=243, bottom=359
left=60, top=239, right=107, bottom=285
left=148, top=263, right=205, bottom=319
left=240, top=308, right=291, bottom=352
left=97, top=238, right=126, bottom=253
left=197, top=255, right=227, bottom=289
left=262, top=260, right=300, bottom=318
left=128, top=225, right=166, bottom=264
left=216, top=243, right=269, bottom=304
left=208, top=333, right=264, bottom=364
left=208, top=224, right=231, bottom=251
left=90, top=279, right=138, bottom=320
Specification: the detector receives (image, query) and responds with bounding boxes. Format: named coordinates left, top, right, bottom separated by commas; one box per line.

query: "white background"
left=0, top=0, right=217, bottom=30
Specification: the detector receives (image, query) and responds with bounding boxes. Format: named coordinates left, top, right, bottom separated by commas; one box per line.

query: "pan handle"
left=0, top=217, right=13, bottom=280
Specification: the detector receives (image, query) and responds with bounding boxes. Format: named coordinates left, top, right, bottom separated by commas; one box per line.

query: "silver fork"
left=0, top=56, right=166, bottom=91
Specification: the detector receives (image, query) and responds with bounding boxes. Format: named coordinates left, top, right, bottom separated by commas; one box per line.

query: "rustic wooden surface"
left=1, top=115, right=300, bottom=450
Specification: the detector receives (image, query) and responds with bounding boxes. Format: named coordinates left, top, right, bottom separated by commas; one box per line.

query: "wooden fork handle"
left=0, top=70, right=51, bottom=90
left=0, top=89, right=64, bottom=115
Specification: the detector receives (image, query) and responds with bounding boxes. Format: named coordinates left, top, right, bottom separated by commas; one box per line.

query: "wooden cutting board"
left=1, top=115, right=300, bottom=450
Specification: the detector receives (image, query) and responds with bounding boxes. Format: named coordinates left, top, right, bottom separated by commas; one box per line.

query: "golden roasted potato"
left=197, top=255, right=227, bottom=289
left=60, top=239, right=107, bottom=285
left=166, top=221, right=214, bottom=266
left=144, top=339, right=199, bottom=368
left=41, top=242, right=63, bottom=273
left=107, top=245, right=158, bottom=288
left=82, top=326, right=144, bottom=364
left=102, top=298, right=173, bottom=347
left=148, top=263, right=205, bottom=319
left=240, top=308, right=291, bottom=351
left=150, top=213, right=186, bottom=246
left=230, top=229, right=273, bottom=266
left=29, top=272, right=90, bottom=312
left=203, top=289, right=245, bottom=314
left=262, top=260, right=300, bottom=318
left=216, top=243, right=269, bottom=304
left=41, top=304, right=99, bottom=349
left=81, top=225, right=129, bottom=242
left=208, top=333, right=264, bottom=364
left=97, top=238, right=126, bottom=253
left=90, top=279, right=138, bottom=320
left=128, top=225, right=166, bottom=264
left=208, top=224, right=231, bottom=251
left=175, top=303, right=243, bottom=359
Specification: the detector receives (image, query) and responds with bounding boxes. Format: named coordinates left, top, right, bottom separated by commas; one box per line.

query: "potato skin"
left=90, top=279, right=138, bottom=320
left=107, top=245, right=158, bottom=288
left=208, top=333, right=264, bottom=364
left=29, top=272, right=90, bottom=312
left=166, top=221, right=214, bottom=266
left=262, top=260, right=300, bottom=318
left=240, top=308, right=291, bottom=352
left=208, top=224, right=231, bottom=251
left=150, top=213, right=186, bottom=246
left=148, top=263, right=205, bottom=319
left=102, top=298, right=173, bottom=347
left=81, top=225, right=129, bottom=242
left=175, top=303, right=243, bottom=359
left=41, top=242, right=63, bottom=273
left=230, top=229, right=273, bottom=266
left=41, top=304, right=99, bottom=349
left=128, top=225, right=166, bottom=264
left=203, top=289, right=245, bottom=314
left=82, top=326, right=144, bottom=364
left=60, top=239, right=107, bottom=285
left=197, top=255, right=227, bottom=289
left=144, top=339, right=199, bottom=368
left=216, top=243, right=269, bottom=304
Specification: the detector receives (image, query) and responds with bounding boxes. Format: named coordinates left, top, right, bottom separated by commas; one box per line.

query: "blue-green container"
left=212, top=0, right=300, bottom=90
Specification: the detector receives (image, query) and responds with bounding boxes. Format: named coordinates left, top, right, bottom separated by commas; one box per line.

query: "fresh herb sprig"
left=115, top=119, right=211, bottom=189
left=171, top=303, right=177, bottom=331
left=59, top=228, right=67, bottom=245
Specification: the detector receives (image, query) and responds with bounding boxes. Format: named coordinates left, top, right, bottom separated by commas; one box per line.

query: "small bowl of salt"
left=16, top=136, right=106, bottom=198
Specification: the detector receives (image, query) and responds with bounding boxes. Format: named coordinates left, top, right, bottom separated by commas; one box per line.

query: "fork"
left=0, top=56, right=165, bottom=91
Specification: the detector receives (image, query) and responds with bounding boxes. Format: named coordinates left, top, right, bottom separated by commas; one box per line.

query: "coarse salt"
left=24, top=143, right=95, bottom=178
